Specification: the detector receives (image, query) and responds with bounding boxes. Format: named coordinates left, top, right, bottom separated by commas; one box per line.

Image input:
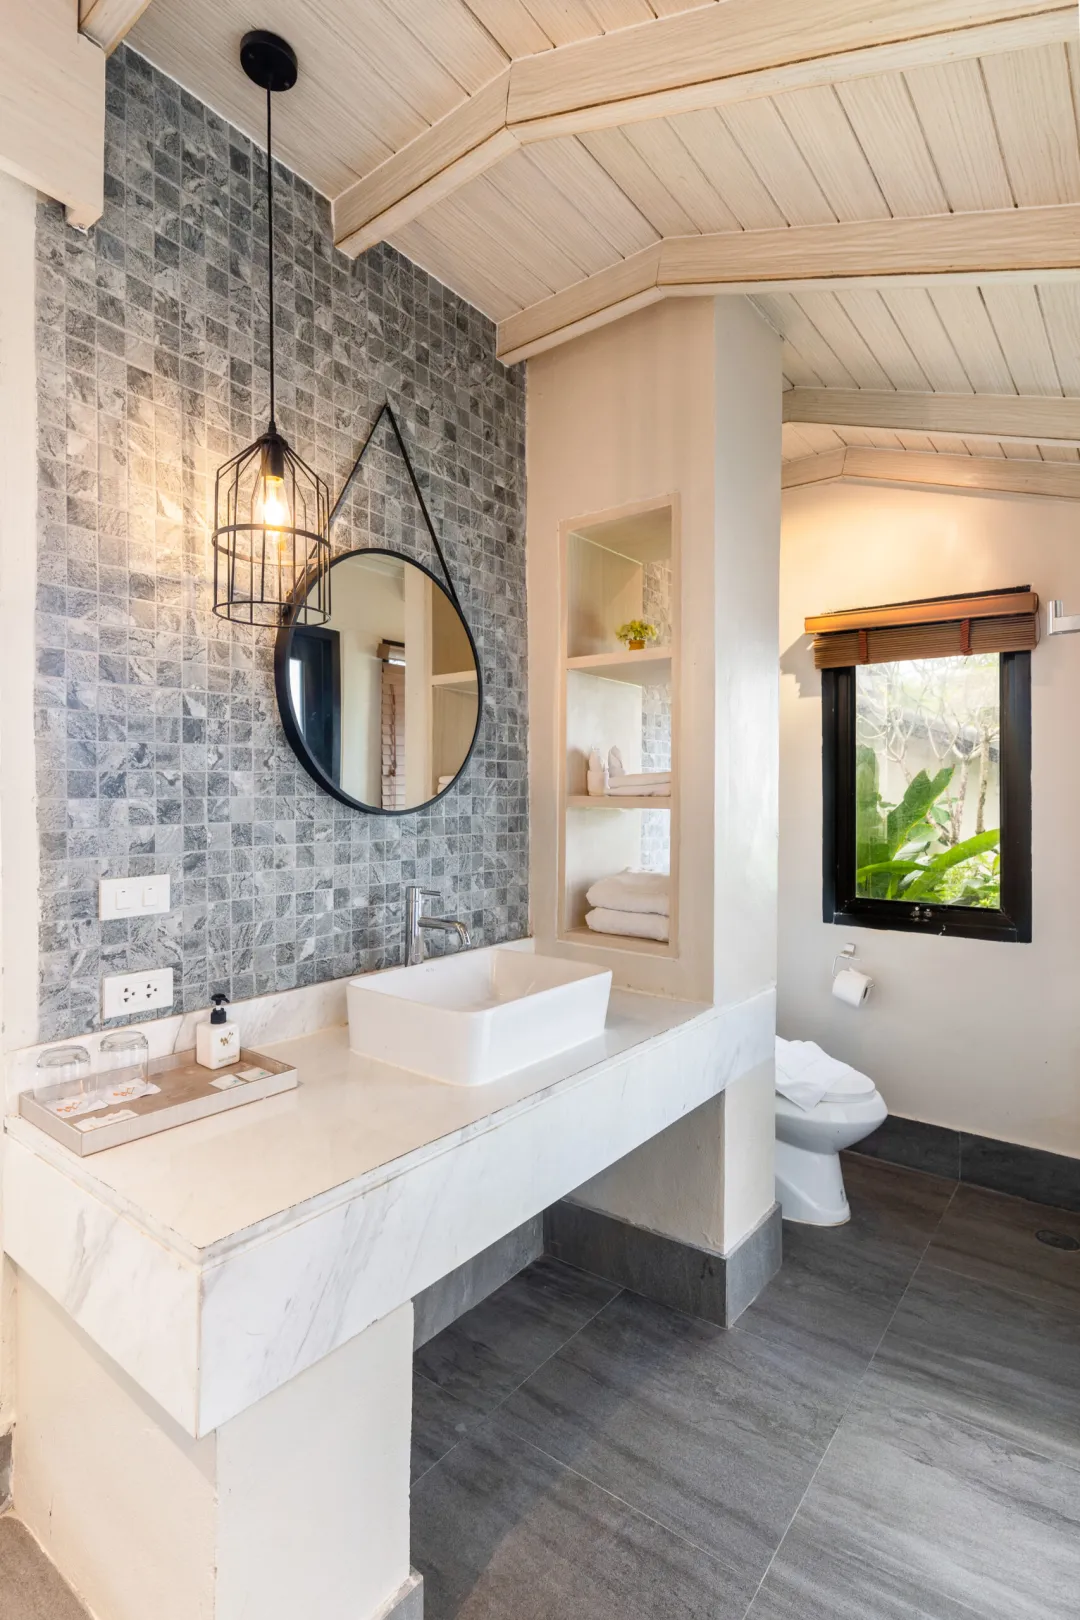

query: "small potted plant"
left=615, top=619, right=659, bottom=652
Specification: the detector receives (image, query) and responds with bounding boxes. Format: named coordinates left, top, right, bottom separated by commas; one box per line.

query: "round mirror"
left=275, top=549, right=481, bottom=813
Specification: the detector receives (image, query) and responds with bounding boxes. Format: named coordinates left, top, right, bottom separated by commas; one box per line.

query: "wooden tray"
left=19, top=1048, right=298, bottom=1156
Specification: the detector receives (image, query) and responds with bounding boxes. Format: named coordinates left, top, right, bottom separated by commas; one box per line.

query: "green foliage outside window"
left=854, top=655, right=1001, bottom=910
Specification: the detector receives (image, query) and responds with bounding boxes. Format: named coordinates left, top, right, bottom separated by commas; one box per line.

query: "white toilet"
left=775, top=1040, right=887, bottom=1225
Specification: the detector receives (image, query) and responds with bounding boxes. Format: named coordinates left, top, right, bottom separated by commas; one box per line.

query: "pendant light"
left=212, top=30, right=330, bottom=626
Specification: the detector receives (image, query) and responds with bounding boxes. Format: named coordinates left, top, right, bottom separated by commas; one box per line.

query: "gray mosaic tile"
left=35, top=45, right=528, bottom=1041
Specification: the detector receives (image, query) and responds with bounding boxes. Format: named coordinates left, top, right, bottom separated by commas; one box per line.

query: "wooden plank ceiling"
left=122, top=1, right=1080, bottom=494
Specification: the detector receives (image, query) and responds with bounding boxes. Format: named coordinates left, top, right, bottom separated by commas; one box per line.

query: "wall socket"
left=101, top=968, right=175, bottom=1021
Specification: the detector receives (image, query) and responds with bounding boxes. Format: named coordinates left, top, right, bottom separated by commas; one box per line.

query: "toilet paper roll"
left=832, top=967, right=872, bottom=1007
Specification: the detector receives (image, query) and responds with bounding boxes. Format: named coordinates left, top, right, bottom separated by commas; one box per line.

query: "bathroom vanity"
left=3, top=973, right=772, bottom=1620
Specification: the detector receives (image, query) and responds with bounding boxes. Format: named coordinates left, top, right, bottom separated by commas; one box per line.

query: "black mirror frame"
left=274, top=546, right=484, bottom=816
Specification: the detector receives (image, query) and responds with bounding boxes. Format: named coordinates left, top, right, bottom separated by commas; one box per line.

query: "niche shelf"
left=559, top=498, right=679, bottom=957
left=565, top=647, right=672, bottom=685
left=567, top=794, right=673, bottom=811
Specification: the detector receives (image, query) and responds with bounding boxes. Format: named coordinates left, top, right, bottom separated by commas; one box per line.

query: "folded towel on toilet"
left=586, top=869, right=670, bottom=916
left=586, top=907, right=670, bottom=942
left=775, top=1036, right=874, bottom=1112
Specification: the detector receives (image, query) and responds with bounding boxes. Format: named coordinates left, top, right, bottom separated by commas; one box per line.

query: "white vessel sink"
left=346, top=941, right=612, bottom=1086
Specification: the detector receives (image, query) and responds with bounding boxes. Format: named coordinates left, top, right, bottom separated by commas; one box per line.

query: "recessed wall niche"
left=32, top=45, right=527, bottom=1043
left=560, top=499, right=678, bottom=954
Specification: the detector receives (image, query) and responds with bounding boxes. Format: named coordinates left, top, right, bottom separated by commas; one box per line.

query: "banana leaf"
left=902, top=828, right=1001, bottom=901
left=884, top=767, right=953, bottom=858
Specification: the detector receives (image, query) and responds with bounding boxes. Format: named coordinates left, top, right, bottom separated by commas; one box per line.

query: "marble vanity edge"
left=5, top=998, right=720, bottom=1269
left=194, top=992, right=775, bottom=1433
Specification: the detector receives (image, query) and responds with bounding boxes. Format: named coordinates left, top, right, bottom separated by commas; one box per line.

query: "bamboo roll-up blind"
left=806, top=588, right=1038, bottom=669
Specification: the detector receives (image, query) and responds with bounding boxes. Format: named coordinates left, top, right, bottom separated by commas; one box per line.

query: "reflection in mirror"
left=277, top=550, right=480, bottom=813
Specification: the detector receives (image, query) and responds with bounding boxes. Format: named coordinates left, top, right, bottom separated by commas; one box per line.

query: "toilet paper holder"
left=831, top=943, right=874, bottom=1004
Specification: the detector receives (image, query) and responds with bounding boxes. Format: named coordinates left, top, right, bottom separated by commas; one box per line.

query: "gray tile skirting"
left=375, top=1570, right=423, bottom=1620
left=851, top=1115, right=1080, bottom=1214
left=0, top=1426, right=10, bottom=1512
left=413, top=1218, right=544, bottom=1349
left=544, top=1200, right=782, bottom=1327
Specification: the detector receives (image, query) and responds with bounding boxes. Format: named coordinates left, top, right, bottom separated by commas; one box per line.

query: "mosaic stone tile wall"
left=34, top=46, right=528, bottom=1042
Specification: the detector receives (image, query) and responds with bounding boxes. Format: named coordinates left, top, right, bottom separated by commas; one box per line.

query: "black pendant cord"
left=330, top=402, right=464, bottom=612
left=265, top=83, right=276, bottom=430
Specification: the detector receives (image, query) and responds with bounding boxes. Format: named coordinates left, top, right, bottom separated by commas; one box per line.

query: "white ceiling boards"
left=109, top=1, right=1080, bottom=486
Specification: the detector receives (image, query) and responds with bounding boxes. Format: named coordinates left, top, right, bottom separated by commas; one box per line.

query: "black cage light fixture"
left=212, top=30, right=331, bottom=627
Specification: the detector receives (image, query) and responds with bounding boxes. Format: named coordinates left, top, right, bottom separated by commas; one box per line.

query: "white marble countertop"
left=6, top=989, right=708, bottom=1261
left=5, top=984, right=772, bottom=1434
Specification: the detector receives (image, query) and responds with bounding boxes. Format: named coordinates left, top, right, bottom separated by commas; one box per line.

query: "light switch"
left=99, top=874, right=171, bottom=920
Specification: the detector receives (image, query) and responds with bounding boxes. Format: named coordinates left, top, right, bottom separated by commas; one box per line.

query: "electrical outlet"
left=99, top=874, right=171, bottom=921
left=102, top=968, right=175, bottom=1021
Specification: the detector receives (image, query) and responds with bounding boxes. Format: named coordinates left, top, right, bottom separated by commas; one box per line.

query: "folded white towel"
left=607, top=745, right=671, bottom=790
left=587, top=770, right=609, bottom=796
left=586, top=869, right=670, bottom=916
left=586, top=907, right=670, bottom=942
left=605, top=782, right=671, bottom=798
left=774, top=1036, right=873, bottom=1112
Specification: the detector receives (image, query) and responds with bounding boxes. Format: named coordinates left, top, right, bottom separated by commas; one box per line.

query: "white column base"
left=14, top=1278, right=417, bottom=1620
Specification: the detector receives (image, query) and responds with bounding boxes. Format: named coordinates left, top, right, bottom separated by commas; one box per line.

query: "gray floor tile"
left=927, top=1183, right=1080, bottom=1312
left=872, top=1259, right=1080, bottom=1467
left=746, top=1531, right=986, bottom=1620
left=413, top=1257, right=620, bottom=1420
left=0, top=1518, right=91, bottom=1620
left=412, top=1371, right=473, bottom=1483
left=737, top=1157, right=955, bottom=1366
left=495, top=1289, right=857, bottom=1589
left=777, top=1372, right=1080, bottom=1620
left=411, top=1419, right=755, bottom=1620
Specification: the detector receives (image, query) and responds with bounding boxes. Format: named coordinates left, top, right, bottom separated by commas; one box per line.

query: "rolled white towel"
left=586, top=907, right=670, bottom=943
left=587, top=748, right=609, bottom=796
left=586, top=869, right=670, bottom=916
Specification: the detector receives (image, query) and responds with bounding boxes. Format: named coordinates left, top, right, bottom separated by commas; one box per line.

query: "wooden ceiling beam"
left=79, top=0, right=154, bottom=55
left=2, top=0, right=105, bottom=229
left=507, top=1, right=1074, bottom=131
left=783, top=446, right=1080, bottom=500
left=333, top=73, right=514, bottom=257
left=496, top=205, right=1080, bottom=362
left=784, top=390, right=1080, bottom=447
left=332, top=1, right=1075, bottom=257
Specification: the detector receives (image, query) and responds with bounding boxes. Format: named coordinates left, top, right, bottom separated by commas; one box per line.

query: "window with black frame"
left=812, top=588, right=1034, bottom=943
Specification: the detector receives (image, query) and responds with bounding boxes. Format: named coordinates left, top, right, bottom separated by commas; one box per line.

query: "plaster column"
left=15, top=1280, right=421, bottom=1620
left=533, top=295, right=782, bottom=1318
left=0, top=168, right=42, bottom=1487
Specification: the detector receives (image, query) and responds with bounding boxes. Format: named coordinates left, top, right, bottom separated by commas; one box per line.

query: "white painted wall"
left=781, top=478, right=1080, bottom=1158
left=0, top=169, right=40, bottom=1454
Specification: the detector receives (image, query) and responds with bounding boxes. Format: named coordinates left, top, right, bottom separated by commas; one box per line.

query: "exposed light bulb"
left=258, top=472, right=291, bottom=533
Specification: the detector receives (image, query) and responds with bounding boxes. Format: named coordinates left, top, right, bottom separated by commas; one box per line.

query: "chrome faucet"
left=404, top=885, right=472, bottom=967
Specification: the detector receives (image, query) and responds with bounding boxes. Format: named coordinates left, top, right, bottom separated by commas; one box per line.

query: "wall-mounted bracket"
left=1046, top=600, right=1080, bottom=636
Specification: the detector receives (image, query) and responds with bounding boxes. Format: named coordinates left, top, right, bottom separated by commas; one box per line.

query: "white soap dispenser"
left=196, top=994, right=240, bottom=1070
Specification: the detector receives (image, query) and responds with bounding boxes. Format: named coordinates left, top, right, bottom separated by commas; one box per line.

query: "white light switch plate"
left=102, top=968, right=175, bottom=1020
left=99, top=874, right=171, bottom=921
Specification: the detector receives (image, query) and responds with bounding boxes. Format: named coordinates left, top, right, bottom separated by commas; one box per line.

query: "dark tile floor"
left=412, top=1155, right=1080, bottom=1620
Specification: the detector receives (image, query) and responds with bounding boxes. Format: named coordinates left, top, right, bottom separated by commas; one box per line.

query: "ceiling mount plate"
left=240, top=30, right=298, bottom=94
